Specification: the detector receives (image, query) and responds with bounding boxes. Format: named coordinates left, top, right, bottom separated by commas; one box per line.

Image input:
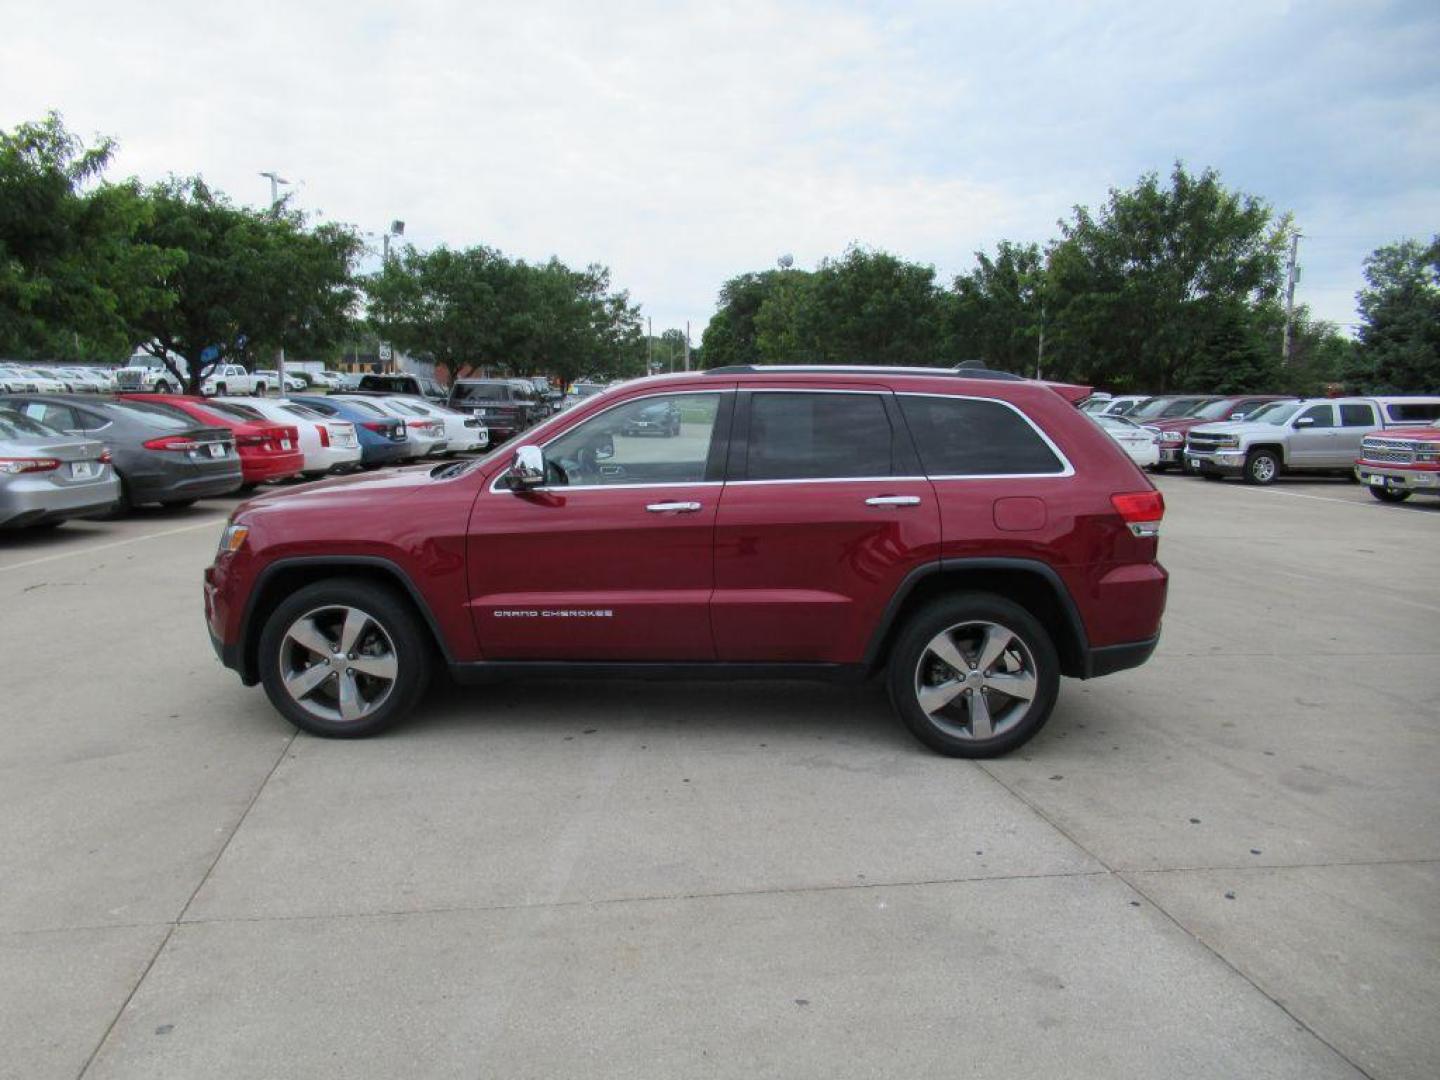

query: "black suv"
left=356, top=373, right=448, bottom=404
left=448, top=380, right=546, bottom=443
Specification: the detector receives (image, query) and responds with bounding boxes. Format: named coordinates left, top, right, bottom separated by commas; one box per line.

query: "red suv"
left=204, top=367, right=1168, bottom=757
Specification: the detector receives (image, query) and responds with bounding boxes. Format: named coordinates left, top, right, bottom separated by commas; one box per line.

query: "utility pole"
left=1281, top=231, right=1302, bottom=366
left=1035, top=305, right=1046, bottom=381
left=684, top=321, right=691, bottom=372
left=260, top=171, right=291, bottom=389
left=647, top=317, right=653, bottom=375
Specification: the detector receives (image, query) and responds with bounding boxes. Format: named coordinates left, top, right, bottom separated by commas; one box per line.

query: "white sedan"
left=1091, top=414, right=1160, bottom=467
left=390, top=399, right=488, bottom=453
left=213, top=397, right=363, bottom=476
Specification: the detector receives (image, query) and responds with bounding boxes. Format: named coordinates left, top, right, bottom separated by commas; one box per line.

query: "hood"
left=1367, top=425, right=1440, bottom=443
left=236, top=462, right=439, bottom=516
left=1186, top=419, right=1281, bottom=438
left=1147, top=416, right=1209, bottom=433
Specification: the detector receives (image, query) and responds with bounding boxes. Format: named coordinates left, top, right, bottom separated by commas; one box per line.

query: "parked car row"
left=0, top=390, right=492, bottom=530
left=1082, top=389, right=1440, bottom=505
left=1, top=363, right=117, bottom=394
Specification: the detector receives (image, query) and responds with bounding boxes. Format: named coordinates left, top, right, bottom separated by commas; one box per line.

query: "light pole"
left=377, top=221, right=405, bottom=373
left=259, top=171, right=289, bottom=212
left=259, top=172, right=291, bottom=387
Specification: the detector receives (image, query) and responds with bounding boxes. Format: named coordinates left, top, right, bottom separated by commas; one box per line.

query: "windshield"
left=1248, top=401, right=1303, bottom=425
left=1188, top=399, right=1245, bottom=421
left=101, top=401, right=193, bottom=429
left=451, top=382, right=510, bottom=402
left=1131, top=397, right=1206, bottom=420
left=203, top=401, right=265, bottom=421
left=0, top=406, right=60, bottom=439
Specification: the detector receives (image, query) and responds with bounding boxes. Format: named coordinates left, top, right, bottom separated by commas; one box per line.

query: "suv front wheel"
left=888, top=594, right=1060, bottom=758
left=1244, top=448, right=1280, bottom=485
left=258, top=578, right=432, bottom=738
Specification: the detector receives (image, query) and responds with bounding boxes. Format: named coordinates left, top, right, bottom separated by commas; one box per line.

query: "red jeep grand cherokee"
left=205, top=366, right=1168, bottom=757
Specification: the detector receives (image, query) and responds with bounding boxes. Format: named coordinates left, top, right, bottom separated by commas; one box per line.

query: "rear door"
left=1334, top=402, right=1381, bottom=462
left=468, top=389, right=733, bottom=660
left=711, top=388, right=940, bottom=663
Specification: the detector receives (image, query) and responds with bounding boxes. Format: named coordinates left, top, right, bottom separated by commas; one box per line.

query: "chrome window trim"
left=895, top=392, right=1075, bottom=479
left=488, top=388, right=732, bottom=495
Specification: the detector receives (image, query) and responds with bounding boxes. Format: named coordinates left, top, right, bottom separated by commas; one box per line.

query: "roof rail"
left=702, top=364, right=1026, bottom=382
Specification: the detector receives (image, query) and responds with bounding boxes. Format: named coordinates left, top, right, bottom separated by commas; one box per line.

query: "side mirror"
left=507, top=445, right=545, bottom=488
left=593, top=433, right=615, bottom=461
left=1230, top=412, right=1245, bottom=420
left=1295, top=416, right=1315, bottom=427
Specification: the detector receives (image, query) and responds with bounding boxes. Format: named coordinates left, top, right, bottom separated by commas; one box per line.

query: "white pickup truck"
left=113, top=355, right=188, bottom=394
left=200, top=364, right=265, bottom=396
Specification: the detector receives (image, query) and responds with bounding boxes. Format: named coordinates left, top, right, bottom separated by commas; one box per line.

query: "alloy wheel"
left=278, top=604, right=399, bottom=723
left=913, top=620, right=1039, bottom=741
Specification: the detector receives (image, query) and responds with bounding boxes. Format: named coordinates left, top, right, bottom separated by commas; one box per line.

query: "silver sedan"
left=0, top=405, right=120, bottom=528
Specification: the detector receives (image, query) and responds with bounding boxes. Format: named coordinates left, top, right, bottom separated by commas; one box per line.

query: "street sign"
left=200, top=345, right=220, bottom=363
left=378, top=343, right=393, bottom=362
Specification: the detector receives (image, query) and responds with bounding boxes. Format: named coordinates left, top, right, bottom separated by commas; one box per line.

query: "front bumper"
left=1158, top=446, right=1185, bottom=464
left=1186, top=449, right=1245, bottom=476
left=1355, top=464, right=1440, bottom=492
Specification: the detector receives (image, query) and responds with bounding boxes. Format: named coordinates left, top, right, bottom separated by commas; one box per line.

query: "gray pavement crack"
left=73, top=728, right=299, bottom=1080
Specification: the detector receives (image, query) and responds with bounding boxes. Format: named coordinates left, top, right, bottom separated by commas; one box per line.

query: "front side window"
left=1296, top=404, right=1334, bottom=428
left=1339, top=403, right=1378, bottom=427
left=542, top=393, right=722, bottom=487
left=744, top=392, right=893, bottom=480
left=901, top=395, right=1065, bottom=476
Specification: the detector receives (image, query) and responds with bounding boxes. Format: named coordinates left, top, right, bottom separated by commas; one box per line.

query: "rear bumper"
left=1085, top=635, right=1160, bottom=678
left=0, top=473, right=122, bottom=528
left=239, top=451, right=305, bottom=484
left=130, top=466, right=243, bottom=503
left=360, top=441, right=411, bottom=466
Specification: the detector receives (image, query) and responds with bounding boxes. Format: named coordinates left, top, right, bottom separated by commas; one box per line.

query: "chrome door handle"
left=646, top=501, right=702, bottom=513
left=865, top=495, right=921, bottom=507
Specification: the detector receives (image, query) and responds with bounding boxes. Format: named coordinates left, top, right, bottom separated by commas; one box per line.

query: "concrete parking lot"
left=1, top=475, right=1437, bottom=1079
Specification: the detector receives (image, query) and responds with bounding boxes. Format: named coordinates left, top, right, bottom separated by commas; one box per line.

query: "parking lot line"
left=0, top=518, right=227, bottom=574
left=1216, top=482, right=1438, bottom=513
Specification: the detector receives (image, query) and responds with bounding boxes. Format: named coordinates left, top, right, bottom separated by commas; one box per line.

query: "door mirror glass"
left=593, top=433, right=615, bottom=461
left=507, top=445, right=545, bottom=488
left=1230, top=412, right=1245, bottom=420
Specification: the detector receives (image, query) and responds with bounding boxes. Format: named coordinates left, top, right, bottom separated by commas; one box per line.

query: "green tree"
left=125, top=178, right=360, bottom=393
left=0, top=113, right=179, bottom=359
left=700, top=271, right=781, bottom=368
left=1045, top=163, right=1288, bottom=390
left=795, top=246, right=944, bottom=365
left=1345, top=237, right=1440, bottom=392
left=949, top=241, right=1047, bottom=373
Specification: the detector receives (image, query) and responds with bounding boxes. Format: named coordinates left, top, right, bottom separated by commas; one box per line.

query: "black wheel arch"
left=864, top=558, right=1092, bottom=679
left=235, top=556, right=453, bottom=685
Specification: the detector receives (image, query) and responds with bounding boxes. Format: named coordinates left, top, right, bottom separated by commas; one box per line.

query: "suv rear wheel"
left=1244, top=448, right=1280, bottom=485
left=888, top=594, right=1060, bottom=758
left=258, top=578, right=432, bottom=738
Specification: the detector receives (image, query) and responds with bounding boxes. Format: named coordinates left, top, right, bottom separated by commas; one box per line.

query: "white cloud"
left=2, top=0, right=1436, bottom=336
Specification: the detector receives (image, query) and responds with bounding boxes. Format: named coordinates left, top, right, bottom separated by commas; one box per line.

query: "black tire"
left=1201, top=472, right=1224, bottom=482
left=154, top=382, right=172, bottom=394
left=1368, top=485, right=1411, bottom=504
left=887, top=593, right=1060, bottom=758
left=1243, top=448, right=1280, bottom=485
left=216, top=383, right=227, bottom=396
left=258, top=577, right=432, bottom=738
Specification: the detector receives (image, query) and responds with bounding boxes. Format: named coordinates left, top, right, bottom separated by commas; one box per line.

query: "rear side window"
left=1385, top=402, right=1440, bottom=422
left=899, top=396, right=1064, bottom=476
left=745, top=392, right=893, bottom=480
left=1339, top=404, right=1378, bottom=427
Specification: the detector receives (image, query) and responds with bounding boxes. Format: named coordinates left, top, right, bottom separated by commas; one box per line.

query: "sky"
left=2, top=0, right=1437, bottom=339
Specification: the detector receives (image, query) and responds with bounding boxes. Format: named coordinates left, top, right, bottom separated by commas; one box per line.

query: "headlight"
left=1161, top=431, right=1184, bottom=443
left=218, top=523, right=250, bottom=554
left=1417, top=450, right=1440, bottom=463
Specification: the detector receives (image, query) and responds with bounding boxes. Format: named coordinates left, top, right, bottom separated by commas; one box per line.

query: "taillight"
left=1111, top=491, right=1165, bottom=537
left=237, top=434, right=267, bottom=446
left=318, top=424, right=330, bottom=447
left=99, top=449, right=113, bottom=464
left=0, top=457, right=61, bottom=474
left=361, top=421, right=388, bottom=433
left=143, top=436, right=201, bottom=452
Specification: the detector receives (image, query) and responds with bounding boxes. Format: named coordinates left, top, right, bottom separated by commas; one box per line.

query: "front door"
left=467, top=389, right=733, bottom=660
left=1288, top=403, right=1336, bottom=466
left=712, top=389, right=941, bottom=663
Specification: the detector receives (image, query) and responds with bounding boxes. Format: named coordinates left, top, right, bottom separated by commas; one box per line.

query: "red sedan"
left=119, top=394, right=304, bottom=487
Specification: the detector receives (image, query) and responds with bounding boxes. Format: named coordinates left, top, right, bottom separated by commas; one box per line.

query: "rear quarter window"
left=898, top=396, right=1065, bottom=476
